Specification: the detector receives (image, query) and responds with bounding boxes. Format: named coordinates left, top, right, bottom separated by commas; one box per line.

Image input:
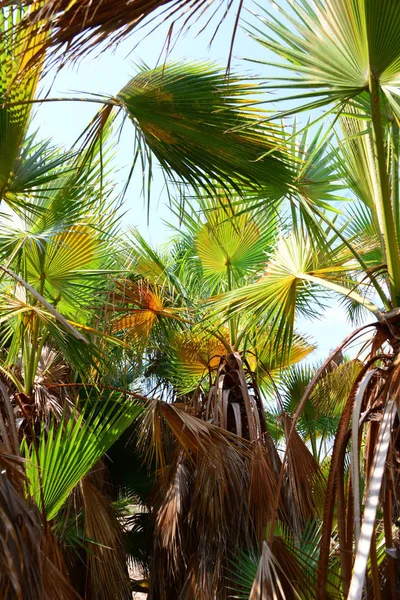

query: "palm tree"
left=204, top=1, right=400, bottom=597
left=104, top=2, right=400, bottom=597
left=4, top=0, right=400, bottom=598
left=108, top=196, right=347, bottom=598
left=0, top=8, right=146, bottom=598
left=0, top=6, right=309, bottom=598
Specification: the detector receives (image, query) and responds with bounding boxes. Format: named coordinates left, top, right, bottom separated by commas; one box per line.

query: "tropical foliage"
left=1, top=0, right=400, bottom=599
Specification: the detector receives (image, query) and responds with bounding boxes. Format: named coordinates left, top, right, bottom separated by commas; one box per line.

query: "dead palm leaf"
left=79, top=478, right=131, bottom=600
left=6, top=0, right=242, bottom=68
left=0, top=470, right=43, bottom=600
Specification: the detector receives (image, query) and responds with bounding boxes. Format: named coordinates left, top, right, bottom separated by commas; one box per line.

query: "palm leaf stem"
left=226, top=261, right=236, bottom=346
left=234, top=327, right=250, bottom=350
left=24, top=314, right=40, bottom=395
left=351, top=370, right=378, bottom=549
left=0, top=238, right=25, bottom=285
left=300, top=274, right=382, bottom=317
left=347, top=398, right=395, bottom=600
left=368, top=74, right=400, bottom=305
left=392, top=120, right=400, bottom=241
left=337, top=438, right=351, bottom=597
left=29, top=332, right=49, bottom=394
left=45, top=382, right=149, bottom=403
left=24, top=270, right=46, bottom=395
left=2, top=96, right=121, bottom=108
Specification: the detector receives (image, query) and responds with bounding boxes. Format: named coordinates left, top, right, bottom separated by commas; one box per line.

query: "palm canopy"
left=112, top=195, right=314, bottom=398
left=0, top=135, right=122, bottom=391
left=248, top=0, right=400, bottom=305
left=3, top=0, right=400, bottom=598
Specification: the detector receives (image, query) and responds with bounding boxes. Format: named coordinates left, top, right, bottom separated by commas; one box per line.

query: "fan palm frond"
left=116, top=62, right=293, bottom=199
left=23, top=394, right=143, bottom=520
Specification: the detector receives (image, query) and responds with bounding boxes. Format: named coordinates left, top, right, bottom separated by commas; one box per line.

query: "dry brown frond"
left=206, top=352, right=265, bottom=441
left=80, top=478, right=131, bottom=600
left=248, top=541, right=280, bottom=600
left=154, top=457, right=190, bottom=565
left=0, top=471, right=43, bottom=600
left=41, top=527, right=80, bottom=600
left=150, top=456, right=190, bottom=595
left=6, top=0, right=240, bottom=69
left=143, top=401, right=252, bottom=598
left=249, top=537, right=327, bottom=600
left=248, top=443, right=279, bottom=545
left=159, top=401, right=249, bottom=457
left=282, top=414, right=326, bottom=529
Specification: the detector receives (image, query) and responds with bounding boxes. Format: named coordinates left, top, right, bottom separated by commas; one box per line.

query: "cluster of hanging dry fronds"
left=132, top=314, right=400, bottom=599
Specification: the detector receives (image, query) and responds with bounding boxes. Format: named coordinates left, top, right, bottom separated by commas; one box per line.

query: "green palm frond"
left=287, top=122, right=344, bottom=211
left=333, top=107, right=378, bottom=212
left=124, top=228, right=178, bottom=286
left=4, top=134, right=73, bottom=215
left=249, top=0, right=400, bottom=115
left=23, top=395, right=143, bottom=521
left=0, top=7, right=46, bottom=204
left=249, top=1, right=400, bottom=302
left=342, top=203, right=383, bottom=267
left=0, top=141, right=121, bottom=321
left=209, top=229, right=379, bottom=356
left=116, top=62, right=294, bottom=199
left=193, top=197, right=279, bottom=292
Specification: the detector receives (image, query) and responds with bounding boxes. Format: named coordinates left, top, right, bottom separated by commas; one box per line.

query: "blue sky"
left=32, top=6, right=371, bottom=361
